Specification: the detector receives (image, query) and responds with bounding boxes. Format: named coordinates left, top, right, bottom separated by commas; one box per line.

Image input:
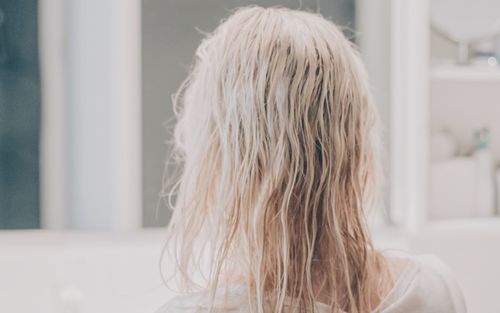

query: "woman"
left=159, top=6, right=466, bottom=313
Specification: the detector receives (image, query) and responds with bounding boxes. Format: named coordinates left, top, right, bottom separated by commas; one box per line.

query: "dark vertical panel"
left=0, top=0, right=40, bottom=229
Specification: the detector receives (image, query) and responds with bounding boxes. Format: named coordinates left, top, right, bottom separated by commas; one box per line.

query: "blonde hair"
left=164, top=6, right=387, bottom=313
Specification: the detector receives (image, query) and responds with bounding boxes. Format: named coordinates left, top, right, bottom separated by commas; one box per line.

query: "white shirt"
left=156, top=254, right=466, bottom=313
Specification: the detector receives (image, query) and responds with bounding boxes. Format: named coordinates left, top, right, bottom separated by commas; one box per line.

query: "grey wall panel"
left=142, top=0, right=355, bottom=227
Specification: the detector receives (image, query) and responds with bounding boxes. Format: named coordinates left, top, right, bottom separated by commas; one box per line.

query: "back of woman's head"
left=166, top=6, right=383, bottom=313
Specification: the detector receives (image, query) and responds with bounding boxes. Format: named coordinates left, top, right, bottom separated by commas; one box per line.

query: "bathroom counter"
left=0, top=225, right=499, bottom=313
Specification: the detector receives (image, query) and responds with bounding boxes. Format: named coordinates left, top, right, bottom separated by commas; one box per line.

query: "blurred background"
left=1, top=0, right=500, bottom=312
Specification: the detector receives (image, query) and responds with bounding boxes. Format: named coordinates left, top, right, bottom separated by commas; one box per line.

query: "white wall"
left=67, top=0, right=142, bottom=230
left=355, top=0, right=392, bottom=223
left=40, top=0, right=142, bottom=230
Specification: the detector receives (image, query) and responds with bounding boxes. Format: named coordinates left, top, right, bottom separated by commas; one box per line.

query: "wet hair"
left=164, top=6, right=387, bottom=313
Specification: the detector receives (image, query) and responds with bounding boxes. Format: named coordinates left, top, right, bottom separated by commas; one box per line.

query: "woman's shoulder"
left=154, top=254, right=467, bottom=313
left=413, top=254, right=467, bottom=311
left=381, top=252, right=467, bottom=313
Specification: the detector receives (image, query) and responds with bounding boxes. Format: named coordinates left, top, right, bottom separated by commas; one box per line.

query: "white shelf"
left=431, top=64, right=500, bottom=83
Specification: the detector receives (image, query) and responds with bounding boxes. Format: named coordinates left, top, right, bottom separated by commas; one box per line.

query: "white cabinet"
left=390, top=0, right=500, bottom=229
